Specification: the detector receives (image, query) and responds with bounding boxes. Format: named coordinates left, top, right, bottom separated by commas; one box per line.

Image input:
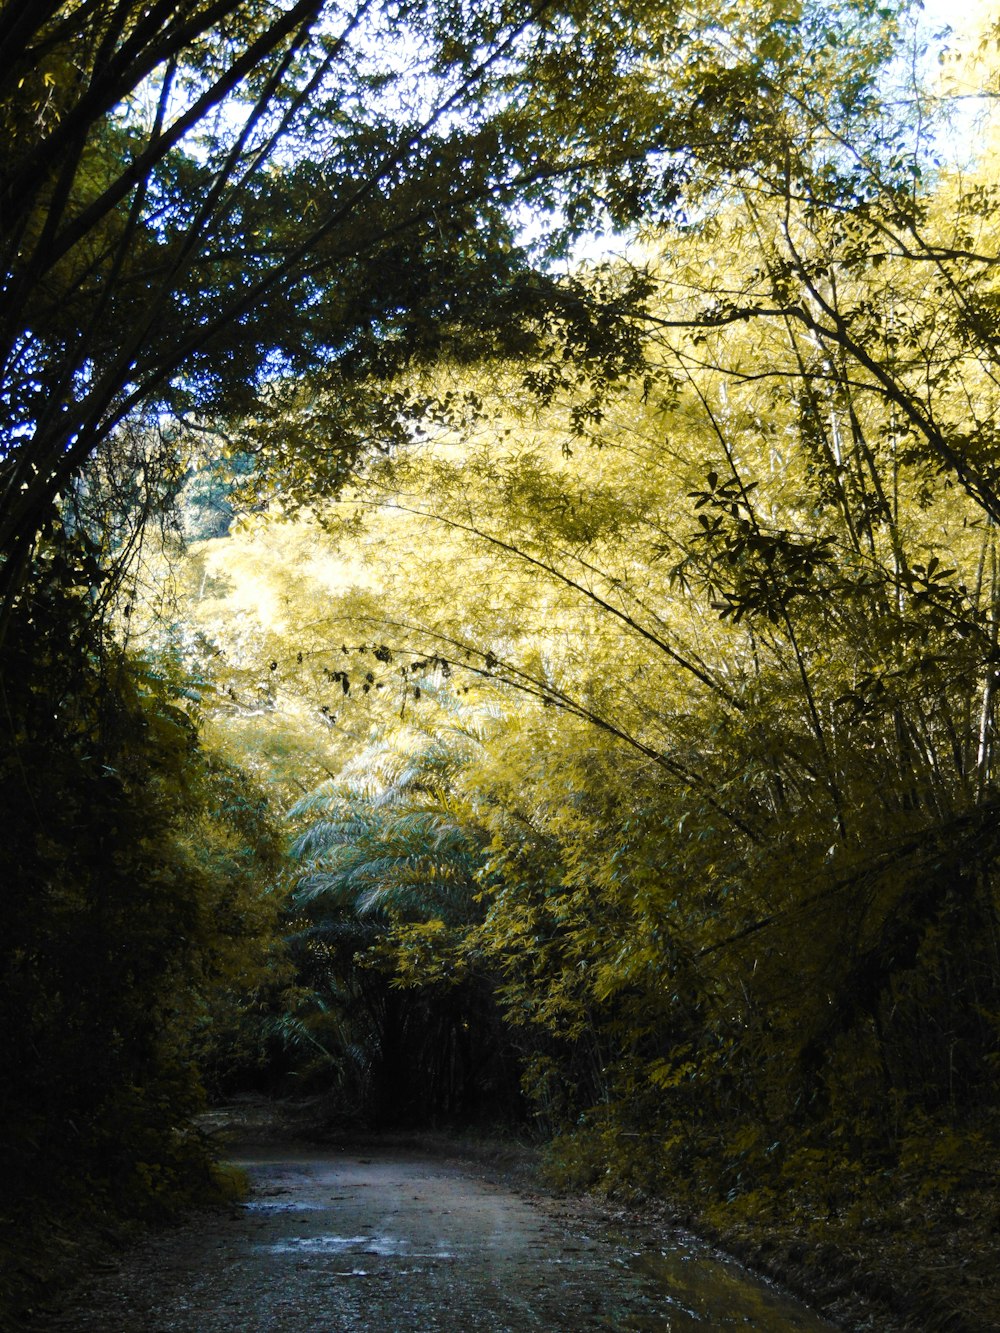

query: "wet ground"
left=54, top=1144, right=840, bottom=1331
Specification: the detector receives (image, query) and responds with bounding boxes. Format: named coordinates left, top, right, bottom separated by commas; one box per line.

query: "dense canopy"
left=3, top=1, right=1000, bottom=1327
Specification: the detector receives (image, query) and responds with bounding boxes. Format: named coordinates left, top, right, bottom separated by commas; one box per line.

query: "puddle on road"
left=614, top=1242, right=835, bottom=1330
left=243, top=1200, right=322, bottom=1213
left=266, top=1233, right=455, bottom=1260
left=261, top=1228, right=828, bottom=1329
left=267, top=1234, right=370, bottom=1252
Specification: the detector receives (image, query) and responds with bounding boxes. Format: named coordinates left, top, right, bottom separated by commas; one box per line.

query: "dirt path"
left=54, top=1145, right=838, bottom=1331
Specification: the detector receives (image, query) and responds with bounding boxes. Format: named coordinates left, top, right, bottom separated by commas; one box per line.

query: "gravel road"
left=54, top=1145, right=838, bottom=1331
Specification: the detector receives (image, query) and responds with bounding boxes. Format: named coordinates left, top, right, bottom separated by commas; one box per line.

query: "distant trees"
left=285, top=712, right=521, bottom=1123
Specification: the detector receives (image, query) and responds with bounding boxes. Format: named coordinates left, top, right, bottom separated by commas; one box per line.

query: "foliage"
left=0, top=0, right=524, bottom=616
left=0, top=0, right=915, bottom=631
left=156, top=15, right=1000, bottom=1303
left=8, top=0, right=1000, bottom=1325
left=284, top=703, right=524, bottom=1124
left=0, top=527, right=283, bottom=1321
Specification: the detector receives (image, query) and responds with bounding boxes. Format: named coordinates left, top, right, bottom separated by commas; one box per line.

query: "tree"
left=13, top=0, right=1000, bottom=1317
left=286, top=700, right=523, bottom=1123
left=0, top=0, right=547, bottom=624
left=1, top=0, right=915, bottom=636
left=160, top=9, right=1000, bottom=1214
left=0, top=526, right=284, bottom=1318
